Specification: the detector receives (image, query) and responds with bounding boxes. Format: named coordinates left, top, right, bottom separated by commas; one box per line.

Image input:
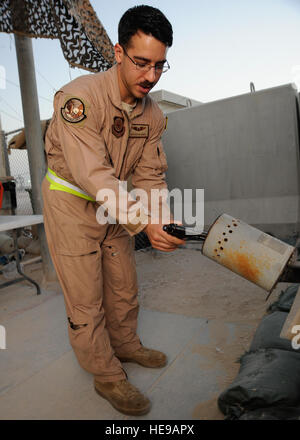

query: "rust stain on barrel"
left=222, top=248, right=261, bottom=283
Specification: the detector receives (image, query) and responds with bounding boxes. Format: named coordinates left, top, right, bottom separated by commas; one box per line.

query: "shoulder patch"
left=61, top=97, right=87, bottom=124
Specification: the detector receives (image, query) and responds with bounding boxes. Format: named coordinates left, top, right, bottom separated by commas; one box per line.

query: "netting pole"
left=0, top=114, right=12, bottom=216
left=0, top=115, right=9, bottom=177
left=14, top=34, right=57, bottom=283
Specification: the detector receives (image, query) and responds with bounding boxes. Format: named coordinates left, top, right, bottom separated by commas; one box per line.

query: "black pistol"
left=163, top=224, right=207, bottom=241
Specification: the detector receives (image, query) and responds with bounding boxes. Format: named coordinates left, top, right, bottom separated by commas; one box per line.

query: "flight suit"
left=42, top=63, right=170, bottom=381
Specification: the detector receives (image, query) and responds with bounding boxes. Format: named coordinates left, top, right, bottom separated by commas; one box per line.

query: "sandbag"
left=267, top=284, right=299, bottom=313
left=218, top=348, right=300, bottom=419
left=239, top=406, right=300, bottom=420
left=249, top=311, right=298, bottom=353
left=0, top=232, right=14, bottom=254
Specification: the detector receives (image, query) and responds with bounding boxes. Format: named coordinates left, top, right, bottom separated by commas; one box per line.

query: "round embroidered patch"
left=61, top=98, right=86, bottom=123
left=112, top=116, right=125, bottom=138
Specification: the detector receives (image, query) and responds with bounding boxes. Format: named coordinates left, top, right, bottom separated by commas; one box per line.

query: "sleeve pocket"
left=156, top=143, right=168, bottom=172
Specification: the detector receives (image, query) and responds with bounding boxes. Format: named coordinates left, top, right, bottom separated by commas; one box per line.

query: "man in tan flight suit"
left=42, top=5, right=184, bottom=416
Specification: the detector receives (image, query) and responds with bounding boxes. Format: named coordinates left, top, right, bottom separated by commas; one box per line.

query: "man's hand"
left=144, top=223, right=185, bottom=252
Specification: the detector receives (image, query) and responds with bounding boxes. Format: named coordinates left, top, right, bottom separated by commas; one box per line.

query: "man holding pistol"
left=42, top=5, right=183, bottom=416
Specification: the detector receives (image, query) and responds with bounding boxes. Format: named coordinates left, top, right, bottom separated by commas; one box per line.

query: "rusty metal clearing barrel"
left=202, top=213, right=295, bottom=293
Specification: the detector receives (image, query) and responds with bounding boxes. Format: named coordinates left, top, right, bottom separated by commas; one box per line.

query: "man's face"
left=115, top=30, right=168, bottom=104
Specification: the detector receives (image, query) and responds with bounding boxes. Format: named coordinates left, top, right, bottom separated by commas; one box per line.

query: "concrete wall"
left=162, top=83, right=300, bottom=239
left=150, top=89, right=202, bottom=114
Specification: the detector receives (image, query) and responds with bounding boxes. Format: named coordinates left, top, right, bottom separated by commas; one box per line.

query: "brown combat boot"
left=117, top=346, right=167, bottom=368
left=94, top=378, right=151, bottom=416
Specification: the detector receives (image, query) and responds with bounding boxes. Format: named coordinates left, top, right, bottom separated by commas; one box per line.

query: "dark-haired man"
left=42, top=5, right=183, bottom=416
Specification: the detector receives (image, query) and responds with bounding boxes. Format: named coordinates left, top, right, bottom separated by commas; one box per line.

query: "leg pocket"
left=67, top=301, right=121, bottom=376
left=102, top=236, right=140, bottom=350
left=68, top=302, right=107, bottom=352
left=102, top=237, right=137, bottom=293
left=55, top=244, right=102, bottom=307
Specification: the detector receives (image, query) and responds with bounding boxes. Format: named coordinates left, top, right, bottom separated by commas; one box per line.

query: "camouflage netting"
left=0, top=0, right=115, bottom=72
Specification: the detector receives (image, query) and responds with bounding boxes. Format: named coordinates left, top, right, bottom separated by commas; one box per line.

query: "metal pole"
left=14, top=34, right=57, bottom=283
left=0, top=114, right=12, bottom=215
left=0, top=115, right=8, bottom=177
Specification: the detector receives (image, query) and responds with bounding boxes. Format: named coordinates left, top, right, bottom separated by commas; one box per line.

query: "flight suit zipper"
left=117, top=110, right=131, bottom=179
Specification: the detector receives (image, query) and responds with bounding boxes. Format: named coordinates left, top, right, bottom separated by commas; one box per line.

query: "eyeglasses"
left=122, top=47, right=170, bottom=74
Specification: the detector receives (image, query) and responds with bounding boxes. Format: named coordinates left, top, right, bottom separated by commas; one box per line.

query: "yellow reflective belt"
left=46, top=168, right=95, bottom=202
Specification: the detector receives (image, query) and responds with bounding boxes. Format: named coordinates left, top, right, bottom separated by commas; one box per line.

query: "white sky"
left=1, top=0, right=300, bottom=132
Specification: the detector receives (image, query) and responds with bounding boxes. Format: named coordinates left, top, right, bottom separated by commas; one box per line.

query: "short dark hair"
left=118, top=5, right=173, bottom=48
